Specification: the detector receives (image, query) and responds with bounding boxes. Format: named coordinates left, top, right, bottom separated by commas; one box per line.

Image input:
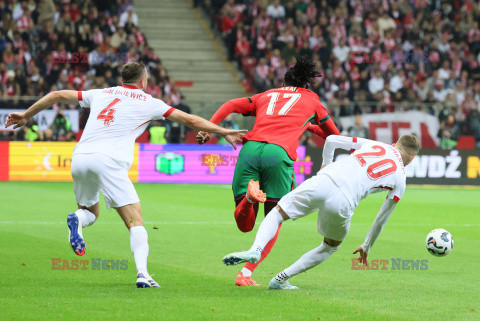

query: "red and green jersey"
left=211, top=86, right=340, bottom=160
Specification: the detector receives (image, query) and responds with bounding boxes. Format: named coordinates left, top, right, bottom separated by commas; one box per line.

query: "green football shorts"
left=232, top=141, right=296, bottom=202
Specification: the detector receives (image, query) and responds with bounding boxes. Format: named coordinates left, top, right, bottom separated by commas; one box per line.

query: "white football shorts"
left=71, top=153, right=140, bottom=209
left=278, top=173, right=354, bottom=241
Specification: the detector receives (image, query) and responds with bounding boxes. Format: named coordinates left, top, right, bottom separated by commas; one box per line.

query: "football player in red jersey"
left=197, top=55, right=340, bottom=286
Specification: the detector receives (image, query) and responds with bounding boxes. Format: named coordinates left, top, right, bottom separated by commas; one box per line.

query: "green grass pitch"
left=0, top=181, right=479, bottom=320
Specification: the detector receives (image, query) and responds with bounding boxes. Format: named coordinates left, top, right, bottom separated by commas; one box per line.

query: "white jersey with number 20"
left=74, top=85, right=174, bottom=165
left=321, top=136, right=406, bottom=209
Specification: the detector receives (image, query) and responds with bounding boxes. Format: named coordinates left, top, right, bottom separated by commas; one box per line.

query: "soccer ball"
left=426, top=229, right=454, bottom=256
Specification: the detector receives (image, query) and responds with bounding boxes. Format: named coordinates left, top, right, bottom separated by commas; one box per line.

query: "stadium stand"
left=0, top=0, right=190, bottom=142
left=203, top=0, right=480, bottom=148
left=1, top=0, right=479, bottom=148
left=134, top=0, right=245, bottom=113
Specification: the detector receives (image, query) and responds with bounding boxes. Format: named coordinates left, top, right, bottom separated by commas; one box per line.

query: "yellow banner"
left=9, top=142, right=138, bottom=182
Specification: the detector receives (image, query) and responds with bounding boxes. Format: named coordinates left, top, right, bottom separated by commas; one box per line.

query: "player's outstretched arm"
left=4, top=90, right=79, bottom=129
left=322, top=135, right=371, bottom=167
left=357, top=199, right=397, bottom=257
left=167, top=109, right=247, bottom=149
left=197, top=97, right=254, bottom=144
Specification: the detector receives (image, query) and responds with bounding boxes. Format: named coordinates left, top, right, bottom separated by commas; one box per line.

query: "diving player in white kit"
left=5, top=62, right=248, bottom=288
left=222, top=133, right=420, bottom=289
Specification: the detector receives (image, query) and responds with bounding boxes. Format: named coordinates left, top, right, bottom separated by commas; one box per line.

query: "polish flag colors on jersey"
left=74, top=85, right=175, bottom=165
left=211, top=87, right=340, bottom=160
left=321, top=135, right=406, bottom=209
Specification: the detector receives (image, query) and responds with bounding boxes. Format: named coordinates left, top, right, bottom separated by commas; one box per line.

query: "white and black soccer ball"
left=426, top=229, right=454, bottom=257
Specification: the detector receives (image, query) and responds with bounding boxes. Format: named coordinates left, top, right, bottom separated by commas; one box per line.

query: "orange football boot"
left=247, top=180, right=266, bottom=203
left=235, top=272, right=260, bottom=286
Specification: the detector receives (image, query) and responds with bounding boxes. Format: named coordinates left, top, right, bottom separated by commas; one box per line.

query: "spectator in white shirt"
left=332, top=38, right=350, bottom=63
left=119, top=6, right=138, bottom=27
left=438, top=61, right=451, bottom=80
left=12, top=0, right=28, bottom=21
left=433, top=82, right=451, bottom=102
left=389, top=70, right=405, bottom=93
left=368, top=70, right=384, bottom=95
left=267, top=0, right=285, bottom=19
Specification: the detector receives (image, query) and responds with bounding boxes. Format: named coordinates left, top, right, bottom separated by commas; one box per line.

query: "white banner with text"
left=340, top=111, right=439, bottom=148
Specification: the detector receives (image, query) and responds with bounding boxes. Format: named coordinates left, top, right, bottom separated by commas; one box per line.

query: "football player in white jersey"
left=5, top=62, right=247, bottom=288
left=222, top=133, right=420, bottom=289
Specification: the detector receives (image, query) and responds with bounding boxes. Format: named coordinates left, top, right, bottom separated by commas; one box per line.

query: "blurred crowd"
left=2, top=0, right=480, bottom=148
left=206, top=0, right=480, bottom=147
left=0, top=0, right=188, bottom=142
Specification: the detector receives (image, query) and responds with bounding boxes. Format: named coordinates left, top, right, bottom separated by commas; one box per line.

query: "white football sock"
left=249, top=207, right=284, bottom=253
left=241, top=267, right=252, bottom=277
left=75, top=209, right=96, bottom=228
left=130, top=226, right=149, bottom=278
left=281, top=242, right=339, bottom=279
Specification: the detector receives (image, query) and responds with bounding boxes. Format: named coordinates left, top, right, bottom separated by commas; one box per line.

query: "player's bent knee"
left=78, top=203, right=100, bottom=218
left=324, top=237, right=342, bottom=248
left=276, top=205, right=290, bottom=221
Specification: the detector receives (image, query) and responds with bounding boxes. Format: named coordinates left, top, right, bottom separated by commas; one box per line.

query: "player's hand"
left=222, top=129, right=248, bottom=150
left=5, top=112, right=28, bottom=129
left=353, top=245, right=368, bottom=266
left=321, top=164, right=326, bottom=169
left=196, top=131, right=211, bottom=144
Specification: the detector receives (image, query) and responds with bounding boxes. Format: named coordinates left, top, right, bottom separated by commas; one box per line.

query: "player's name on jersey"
left=279, top=86, right=298, bottom=91
left=101, top=88, right=147, bottom=101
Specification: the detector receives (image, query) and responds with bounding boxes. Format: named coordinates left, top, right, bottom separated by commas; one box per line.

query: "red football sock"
left=234, top=196, right=256, bottom=232
left=244, top=224, right=281, bottom=272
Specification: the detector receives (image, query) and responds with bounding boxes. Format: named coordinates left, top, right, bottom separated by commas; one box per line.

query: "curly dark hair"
left=283, top=54, right=322, bottom=88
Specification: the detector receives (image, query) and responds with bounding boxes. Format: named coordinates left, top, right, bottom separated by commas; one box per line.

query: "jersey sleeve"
left=386, top=176, right=406, bottom=203
left=151, top=98, right=175, bottom=120
left=77, top=90, right=98, bottom=108
left=322, top=135, right=372, bottom=166
left=313, top=101, right=329, bottom=125
left=306, top=123, right=327, bottom=138
left=361, top=199, right=397, bottom=253
left=210, top=96, right=258, bottom=124
left=314, top=102, right=340, bottom=137
left=244, top=93, right=261, bottom=116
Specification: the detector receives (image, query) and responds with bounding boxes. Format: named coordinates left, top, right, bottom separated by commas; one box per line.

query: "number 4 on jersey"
left=97, top=98, right=120, bottom=126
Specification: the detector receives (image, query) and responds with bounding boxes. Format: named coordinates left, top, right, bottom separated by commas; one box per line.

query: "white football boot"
left=222, top=251, right=261, bottom=266
left=136, top=273, right=160, bottom=288
left=268, top=278, right=299, bottom=290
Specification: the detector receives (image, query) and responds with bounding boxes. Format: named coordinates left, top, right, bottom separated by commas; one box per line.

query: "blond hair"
left=396, top=133, right=420, bottom=157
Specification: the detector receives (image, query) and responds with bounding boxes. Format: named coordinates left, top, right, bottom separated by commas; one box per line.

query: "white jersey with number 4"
left=321, top=135, right=406, bottom=209
left=74, top=85, right=174, bottom=165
